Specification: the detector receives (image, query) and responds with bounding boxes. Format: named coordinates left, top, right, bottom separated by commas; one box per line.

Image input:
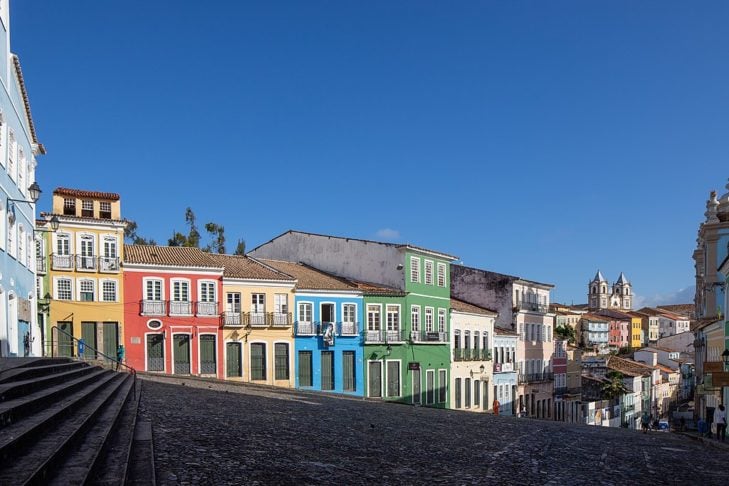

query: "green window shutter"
left=412, top=368, right=421, bottom=404
left=368, top=361, right=382, bottom=398
left=343, top=351, right=356, bottom=392
left=426, top=370, right=435, bottom=404
left=321, top=351, right=334, bottom=390
left=200, top=335, right=216, bottom=374
left=250, top=343, right=266, bottom=380
left=81, top=322, right=97, bottom=359
left=226, top=342, right=242, bottom=377
left=146, top=334, right=164, bottom=371
left=298, top=351, right=312, bottom=387
left=438, top=370, right=447, bottom=403
left=275, top=343, right=289, bottom=380
left=455, top=378, right=461, bottom=408
left=474, top=380, right=480, bottom=407
left=465, top=378, right=471, bottom=408
left=387, top=361, right=400, bottom=397
left=173, top=335, right=191, bottom=374
left=102, top=322, right=118, bottom=363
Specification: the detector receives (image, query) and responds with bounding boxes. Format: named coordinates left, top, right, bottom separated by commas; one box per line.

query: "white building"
left=588, top=270, right=633, bottom=311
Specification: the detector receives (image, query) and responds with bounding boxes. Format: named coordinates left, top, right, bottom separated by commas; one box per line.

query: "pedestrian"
left=714, top=404, right=727, bottom=442
left=641, top=412, right=650, bottom=434
left=493, top=399, right=500, bottom=416
left=116, top=344, right=125, bottom=371
left=520, top=406, right=527, bottom=418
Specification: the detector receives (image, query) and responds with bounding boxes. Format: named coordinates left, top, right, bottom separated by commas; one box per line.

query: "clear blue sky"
left=12, top=1, right=729, bottom=306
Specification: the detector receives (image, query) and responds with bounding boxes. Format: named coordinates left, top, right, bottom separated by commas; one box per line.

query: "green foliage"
left=234, top=239, right=246, bottom=255
left=204, top=222, right=226, bottom=254
left=124, top=220, right=156, bottom=245
left=601, top=370, right=628, bottom=399
left=554, top=325, right=576, bottom=344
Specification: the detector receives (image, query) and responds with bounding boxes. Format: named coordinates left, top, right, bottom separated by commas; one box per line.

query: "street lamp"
left=36, top=215, right=60, bottom=233
left=7, top=182, right=42, bottom=207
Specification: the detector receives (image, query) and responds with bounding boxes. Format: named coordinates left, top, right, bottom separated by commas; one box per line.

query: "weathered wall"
left=450, top=265, right=515, bottom=329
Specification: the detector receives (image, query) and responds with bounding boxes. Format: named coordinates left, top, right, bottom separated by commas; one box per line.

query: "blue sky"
left=11, top=1, right=729, bottom=306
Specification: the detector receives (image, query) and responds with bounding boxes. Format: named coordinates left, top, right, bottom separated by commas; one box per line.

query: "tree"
left=204, top=222, right=226, bottom=254
left=554, top=325, right=576, bottom=345
left=234, top=239, right=246, bottom=255
left=601, top=371, right=628, bottom=399
left=167, top=207, right=202, bottom=247
left=124, top=220, right=156, bottom=245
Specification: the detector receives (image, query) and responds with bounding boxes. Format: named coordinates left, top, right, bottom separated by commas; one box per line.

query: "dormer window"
left=82, top=199, right=93, bottom=217
left=63, top=197, right=76, bottom=216
left=99, top=201, right=111, bottom=219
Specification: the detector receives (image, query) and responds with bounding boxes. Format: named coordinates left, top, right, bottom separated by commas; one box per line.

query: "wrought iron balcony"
left=518, top=372, right=554, bottom=384
left=141, top=300, right=166, bottom=316
left=453, top=348, right=492, bottom=361
left=36, top=257, right=47, bottom=274
left=296, top=321, right=318, bottom=335
left=51, top=254, right=73, bottom=270
left=99, top=256, right=120, bottom=272
left=169, top=301, right=193, bottom=315
left=222, top=311, right=243, bottom=327
left=269, top=312, right=291, bottom=327
left=339, top=321, right=359, bottom=336
left=364, top=329, right=407, bottom=343
left=75, top=255, right=97, bottom=271
left=249, top=312, right=268, bottom=327
left=196, top=301, right=218, bottom=316
left=518, top=301, right=548, bottom=313
left=554, top=387, right=568, bottom=396
left=410, top=329, right=448, bottom=343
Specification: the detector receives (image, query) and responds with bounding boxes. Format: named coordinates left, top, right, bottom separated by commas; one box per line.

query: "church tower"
left=611, top=272, right=632, bottom=310
left=588, top=270, right=609, bottom=310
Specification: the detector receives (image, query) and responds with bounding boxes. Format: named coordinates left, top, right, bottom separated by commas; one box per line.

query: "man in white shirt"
left=714, top=404, right=727, bottom=442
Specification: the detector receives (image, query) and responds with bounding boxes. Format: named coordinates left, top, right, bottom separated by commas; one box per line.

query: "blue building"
left=258, top=259, right=365, bottom=396
left=493, top=329, right=518, bottom=416
left=0, top=2, right=45, bottom=357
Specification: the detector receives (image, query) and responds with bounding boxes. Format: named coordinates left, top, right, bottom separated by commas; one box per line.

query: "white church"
left=588, top=270, right=633, bottom=311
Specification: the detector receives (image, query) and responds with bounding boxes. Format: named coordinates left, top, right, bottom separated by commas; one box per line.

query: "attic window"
left=63, top=198, right=76, bottom=216
left=99, top=201, right=111, bottom=219
left=82, top=200, right=93, bottom=217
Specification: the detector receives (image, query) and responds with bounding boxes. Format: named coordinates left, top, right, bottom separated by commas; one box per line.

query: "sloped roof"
left=207, top=254, right=294, bottom=281
left=494, top=326, right=518, bottom=336
left=581, top=313, right=610, bottom=321
left=596, top=309, right=633, bottom=320
left=53, top=187, right=121, bottom=201
left=11, top=55, right=43, bottom=153
left=592, top=270, right=606, bottom=282
left=124, top=245, right=221, bottom=269
left=346, top=280, right=406, bottom=296
left=256, top=259, right=358, bottom=291
left=606, top=355, right=654, bottom=377
left=615, top=272, right=629, bottom=285
left=657, top=304, right=694, bottom=317
left=450, top=298, right=497, bottom=316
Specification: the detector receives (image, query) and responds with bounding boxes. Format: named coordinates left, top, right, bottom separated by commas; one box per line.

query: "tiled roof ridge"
left=208, top=254, right=296, bottom=281
left=11, top=54, right=43, bottom=153
left=53, top=187, right=121, bottom=201
left=450, top=297, right=498, bottom=315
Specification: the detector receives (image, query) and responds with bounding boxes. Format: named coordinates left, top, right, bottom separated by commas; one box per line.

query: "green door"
left=81, top=322, right=97, bottom=359
left=298, top=351, right=312, bottom=387
left=173, top=334, right=191, bottom=374
left=146, top=334, right=164, bottom=371
left=200, top=335, right=216, bottom=375
left=368, top=361, right=382, bottom=398
left=102, top=322, right=118, bottom=363
left=226, top=342, right=242, bottom=377
left=343, top=351, right=355, bottom=392
left=58, top=322, right=73, bottom=357
left=412, top=368, right=421, bottom=404
left=321, top=351, right=334, bottom=390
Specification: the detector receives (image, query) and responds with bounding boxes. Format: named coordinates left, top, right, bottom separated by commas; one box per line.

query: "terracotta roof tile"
left=347, top=280, right=406, bottom=296
left=495, top=327, right=518, bottom=336
left=124, top=245, right=221, bottom=269
left=450, top=298, right=497, bottom=316
left=54, top=187, right=120, bottom=201
left=257, top=259, right=358, bottom=291
left=606, top=356, right=654, bottom=377
left=207, top=254, right=294, bottom=281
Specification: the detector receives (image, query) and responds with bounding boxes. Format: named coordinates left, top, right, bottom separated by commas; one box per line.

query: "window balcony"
left=248, top=312, right=267, bottom=327
left=295, top=321, right=318, bottom=336
left=76, top=255, right=97, bottom=272
left=99, top=256, right=120, bottom=273
left=170, top=301, right=193, bottom=315
left=222, top=311, right=243, bottom=327
left=518, top=372, right=554, bottom=384
left=453, top=348, right=492, bottom=361
left=197, top=301, right=218, bottom=316
left=410, top=329, right=448, bottom=343
left=269, top=312, right=292, bottom=327
left=364, top=329, right=407, bottom=344
left=518, top=301, right=548, bottom=313
left=51, top=254, right=74, bottom=270
left=36, top=257, right=47, bottom=274
left=339, top=321, right=359, bottom=336
left=141, top=300, right=166, bottom=316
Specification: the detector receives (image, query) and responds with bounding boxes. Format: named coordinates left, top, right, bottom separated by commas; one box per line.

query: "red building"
left=598, top=309, right=631, bottom=350
left=123, top=245, right=224, bottom=377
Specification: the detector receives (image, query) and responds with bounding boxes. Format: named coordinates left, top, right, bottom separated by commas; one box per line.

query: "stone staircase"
left=0, top=357, right=153, bottom=485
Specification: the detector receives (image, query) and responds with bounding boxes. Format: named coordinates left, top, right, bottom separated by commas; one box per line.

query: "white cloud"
left=633, top=286, right=695, bottom=308
left=375, top=228, right=400, bottom=240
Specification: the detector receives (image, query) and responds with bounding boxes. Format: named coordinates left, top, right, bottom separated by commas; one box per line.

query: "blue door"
left=18, top=321, right=30, bottom=357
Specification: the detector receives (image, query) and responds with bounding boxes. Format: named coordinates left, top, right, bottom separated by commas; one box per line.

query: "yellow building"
left=207, top=254, right=297, bottom=387
left=41, top=188, right=126, bottom=359
left=630, top=316, right=642, bottom=349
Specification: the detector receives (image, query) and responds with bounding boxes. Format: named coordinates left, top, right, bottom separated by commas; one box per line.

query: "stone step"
left=0, top=372, right=127, bottom=485
left=0, top=369, right=117, bottom=464
left=46, top=374, right=136, bottom=486
left=0, top=360, right=88, bottom=385
left=0, top=364, right=96, bottom=402
left=0, top=367, right=111, bottom=429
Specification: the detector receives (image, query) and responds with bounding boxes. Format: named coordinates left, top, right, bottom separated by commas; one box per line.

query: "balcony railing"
left=170, top=301, right=193, bottom=315
left=76, top=255, right=97, bottom=271
left=410, top=329, right=448, bottom=343
left=36, top=257, right=47, bottom=274
left=223, top=311, right=243, bottom=327
left=141, top=300, right=166, bottom=316
left=197, top=301, right=218, bottom=316
left=295, top=321, right=360, bottom=336
left=249, top=312, right=267, bottom=327
left=270, top=312, right=291, bottom=327
left=296, top=321, right=318, bottom=335
left=364, top=329, right=407, bottom=343
left=99, top=256, right=120, bottom=272
left=518, top=372, right=554, bottom=384
left=51, top=254, right=74, bottom=270
left=453, top=348, right=492, bottom=361
left=339, top=321, right=359, bottom=336
left=518, top=301, right=548, bottom=313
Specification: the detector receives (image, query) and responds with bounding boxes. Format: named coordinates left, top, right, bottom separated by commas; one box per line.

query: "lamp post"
left=7, top=181, right=42, bottom=207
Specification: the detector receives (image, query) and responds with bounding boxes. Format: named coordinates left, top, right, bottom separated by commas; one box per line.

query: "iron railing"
left=518, top=301, right=549, bottom=313
left=49, top=325, right=136, bottom=399
left=222, top=311, right=243, bottom=326
left=36, top=257, right=47, bottom=274
left=453, top=348, right=492, bottom=361
left=99, top=256, right=120, bottom=272
left=51, top=253, right=74, bottom=270
left=141, top=300, right=166, bottom=316
left=364, top=329, right=408, bottom=343
left=169, top=301, right=193, bottom=315
left=47, top=254, right=120, bottom=272
left=518, top=372, right=554, bottom=384
left=140, top=300, right=219, bottom=317
left=76, top=255, right=97, bottom=271
left=410, top=330, right=448, bottom=343
left=339, top=321, right=359, bottom=336
left=196, top=301, right=218, bottom=316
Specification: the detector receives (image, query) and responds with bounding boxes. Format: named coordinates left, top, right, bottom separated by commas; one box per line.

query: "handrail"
left=50, top=325, right=136, bottom=399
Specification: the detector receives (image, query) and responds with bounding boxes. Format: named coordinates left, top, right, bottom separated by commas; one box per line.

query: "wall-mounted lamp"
left=704, top=281, right=727, bottom=292
left=385, top=344, right=392, bottom=357
left=36, top=215, right=60, bottom=233
left=7, top=182, right=42, bottom=208
left=479, top=364, right=485, bottom=373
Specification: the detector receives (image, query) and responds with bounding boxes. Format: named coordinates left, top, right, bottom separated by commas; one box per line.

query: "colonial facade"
left=42, top=188, right=125, bottom=360
left=123, top=246, right=225, bottom=378
left=450, top=298, right=495, bottom=412
left=587, top=271, right=632, bottom=311
left=492, top=328, right=518, bottom=416
left=250, top=231, right=457, bottom=408
left=0, top=0, right=45, bottom=357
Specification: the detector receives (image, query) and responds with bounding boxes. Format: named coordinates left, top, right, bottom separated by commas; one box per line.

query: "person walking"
left=641, top=412, right=650, bottom=434
left=714, top=404, right=727, bottom=442
left=493, top=399, right=500, bottom=416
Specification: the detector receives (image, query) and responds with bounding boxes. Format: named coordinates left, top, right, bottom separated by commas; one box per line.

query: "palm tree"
left=555, top=325, right=576, bottom=344
left=601, top=371, right=628, bottom=399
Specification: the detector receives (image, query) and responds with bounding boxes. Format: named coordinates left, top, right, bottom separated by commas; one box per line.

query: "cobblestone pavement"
left=139, top=376, right=727, bottom=485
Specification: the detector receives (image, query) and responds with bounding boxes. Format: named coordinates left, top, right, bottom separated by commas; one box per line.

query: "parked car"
left=657, top=419, right=670, bottom=432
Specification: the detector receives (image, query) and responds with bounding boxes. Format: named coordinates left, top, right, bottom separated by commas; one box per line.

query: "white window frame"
left=367, top=304, right=381, bottom=331
left=386, top=304, right=400, bottom=331
left=342, top=303, right=357, bottom=325
left=171, top=278, right=191, bottom=302
left=425, top=306, right=434, bottom=332
left=437, top=262, right=446, bottom=287
left=101, top=279, right=118, bottom=302
left=143, top=277, right=164, bottom=301
left=410, top=256, right=420, bottom=283
left=198, top=280, right=217, bottom=303
left=424, top=260, right=434, bottom=285
left=0, top=203, right=5, bottom=251
left=437, top=308, right=446, bottom=333
left=298, top=301, right=313, bottom=323
left=78, top=278, right=95, bottom=302
left=55, top=277, right=73, bottom=301
left=411, top=305, right=421, bottom=332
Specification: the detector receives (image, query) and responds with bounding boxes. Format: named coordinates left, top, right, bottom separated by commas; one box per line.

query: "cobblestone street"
left=139, top=377, right=726, bottom=485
